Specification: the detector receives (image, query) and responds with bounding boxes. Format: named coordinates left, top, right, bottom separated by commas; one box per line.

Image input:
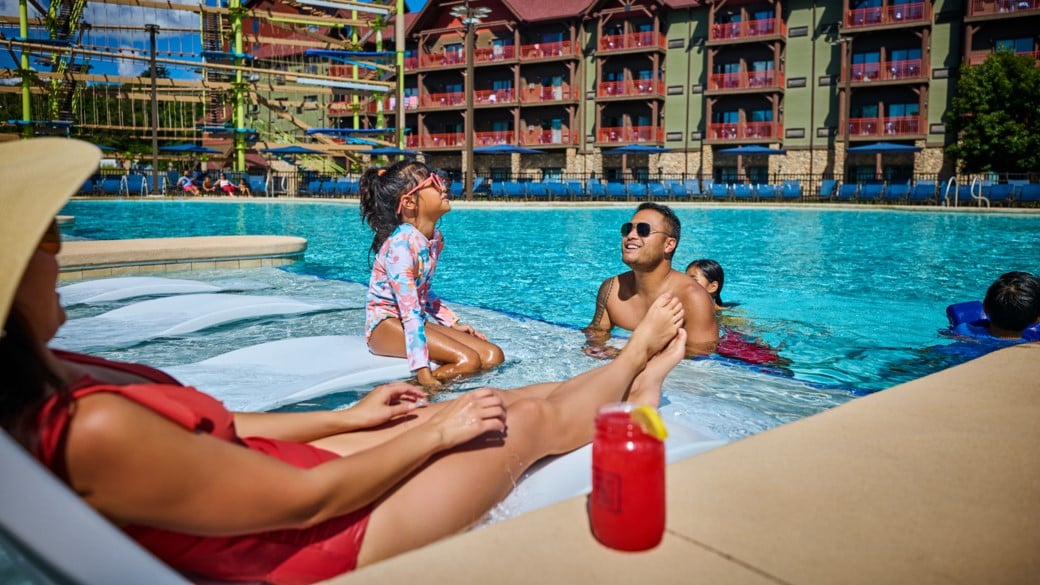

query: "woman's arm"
left=234, top=383, right=427, bottom=442
left=66, top=389, right=505, bottom=535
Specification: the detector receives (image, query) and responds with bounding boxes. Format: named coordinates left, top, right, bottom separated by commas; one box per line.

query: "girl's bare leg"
left=368, top=319, right=504, bottom=380
left=356, top=294, right=684, bottom=566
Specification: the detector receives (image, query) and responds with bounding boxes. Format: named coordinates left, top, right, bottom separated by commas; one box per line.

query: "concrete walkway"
left=57, top=235, right=306, bottom=280
left=329, top=342, right=1040, bottom=585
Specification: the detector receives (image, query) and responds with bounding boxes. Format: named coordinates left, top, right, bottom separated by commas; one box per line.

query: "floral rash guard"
left=365, top=223, right=459, bottom=371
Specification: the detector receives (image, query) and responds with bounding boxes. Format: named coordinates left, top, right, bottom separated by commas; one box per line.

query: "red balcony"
left=405, top=135, right=419, bottom=148
left=473, top=45, right=515, bottom=64
left=844, top=2, right=930, bottom=28
left=709, top=18, right=786, bottom=41
left=598, top=31, right=667, bottom=52
left=474, top=88, right=516, bottom=105
left=967, top=49, right=1040, bottom=65
left=597, top=79, right=665, bottom=98
left=518, top=40, right=576, bottom=59
left=474, top=131, right=515, bottom=146
left=519, top=85, right=579, bottom=103
left=597, top=126, right=664, bottom=144
left=846, top=58, right=924, bottom=82
left=420, top=91, right=465, bottom=108
left=969, top=0, right=1039, bottom=15
left=848, top=115, right=922, bottom=137
left=362, top=96, right=420, bottom=114
left=519, top=128, right=578, bottom=146
left=419, top=52, right=465, bottom=68
left=404, top=56, right=418, bottom=70
left=707, top=122, right=782, bottom=140
left=420, top=132, right=465, bottom=148
left=708, top=70, right=785, bottom=91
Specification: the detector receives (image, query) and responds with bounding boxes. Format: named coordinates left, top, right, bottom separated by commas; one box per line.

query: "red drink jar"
left=588, top=403, right=666, bottom=551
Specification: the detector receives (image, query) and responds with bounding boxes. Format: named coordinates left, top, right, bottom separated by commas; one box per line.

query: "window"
left=542, top=168, right=563, bottom=181
left=886, top=103, right=919, bottom=116
left=714, top=110, right=739, bottom=123
left=995, top=38, right=1034, bottom=54
left=851, top=104, right=879, bottom=117
left=750, top=109, right=773, bottom=122
left=889, top=48, right=922, bottom=61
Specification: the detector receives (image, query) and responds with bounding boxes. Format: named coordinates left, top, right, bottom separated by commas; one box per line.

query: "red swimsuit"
left=35, top=351, right=371, bottom=585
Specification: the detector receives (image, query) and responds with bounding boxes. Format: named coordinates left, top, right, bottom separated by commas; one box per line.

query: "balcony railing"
left=420, top=91, right=465, bottom=108
left=709, top=18, right=786, bottom=41
left=598, top=31, right=667, bottom=52
left=362, top=96, right=420, bottom=114
left=404, top=56, right=418, bottom=70
left=519, top=85, right=579, bottom=103
left=518, top=40, right=576, bottom=59
left=474, top=44, right=516, bottom=64
left=844, top=2, right=930, bottom=28
left=475, top=88, right=516, bottom=105
left=846, top=58, right=924, bottom=82
left=708, top=70, right=785, bottom=91
left=967, top=49, right=1040, bottom=65
left=848, top=115, right=922, bottom=137
left=969, top=0, right=1039, bottom=15
left=597, top=80, right=665, bottom=98
left=597, top=126, right=664, bottom=143
left=519, top=129, right=578, bottom=146
left=419, top=52, right=465, bottom=68
left=421, top=132, right=465, bottom=148
left=707, top=122, right=782, bottom=140
left=474, top=130, right=515, bottom=146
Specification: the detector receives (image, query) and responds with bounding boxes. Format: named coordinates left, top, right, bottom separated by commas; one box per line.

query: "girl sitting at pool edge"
left=359, top=160, right=504, bottom=390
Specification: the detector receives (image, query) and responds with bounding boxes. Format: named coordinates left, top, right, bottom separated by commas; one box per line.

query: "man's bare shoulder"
left=669, top=271, right=715, bottom=309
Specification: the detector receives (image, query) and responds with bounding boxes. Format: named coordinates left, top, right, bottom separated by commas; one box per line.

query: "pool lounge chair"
left=731, top=183, right=755, bottom=201
left=504, top=181, right=526, bottom=199
left=835, top=183, right=858, bottom=202
left=983, top=183, right=1014, bottom=205
left=526, top=182, right=551, bottom=200
left=546, top=182, right=569, bottom=200
left=648, top=182, right=670, bottom=200
left=883, top=181, right=910, bottom=203
left=627, top=183, right=648, bottom=200
left=1016, top=183, right=1040, bottom=204
left=587, top=179, right=606, bottom=200
left=605, top=181, right=628, bottom=200
left=859, top=183, right=884, bottom=202
left=709, top=182, right=730, bottom=200
left=909, top=180, right=936, bottom=203
left=247, top=174, right=268, bottom=196
left=818, top=178, right=838, bottom=200
left=566, top=180, right=586, bottom=199
left=781, top=180, right=802, bottom=200
left=756, top=184, right=778, bottom=201
left=682, top=179, right=703, bottom=199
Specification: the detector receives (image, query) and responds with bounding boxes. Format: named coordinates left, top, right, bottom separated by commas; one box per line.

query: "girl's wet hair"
left=358, top=159, right=439, bottom=255
left=686, top=258, right=725, bottom=306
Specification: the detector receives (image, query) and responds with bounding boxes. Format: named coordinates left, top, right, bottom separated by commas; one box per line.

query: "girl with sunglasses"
left=359, top=160, right=504, bottom=390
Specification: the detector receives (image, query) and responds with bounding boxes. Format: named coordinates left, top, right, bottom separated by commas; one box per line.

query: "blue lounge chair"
left=546, top=182, right=569, bottom=200
left=605, top=181, right=628, bottom=200
left=99, top=176, right=123, bottom=196
left=490, top=181, right=507, bottom=199
left=818, top=179, right=837, bottom=199
left=247, top=174, right=268, bottom=196
left=756, top=184, right=778, bottom=201
left=835, top=183, right=858, bottom=201
left=628, top=183, right=648, bottom=200
left=449, top=181, right=464, bottom=198
left=1016, top=183, right=1040, bottom=204
left=709, top=182, right=730, bottom=200
left=859, top=183, right=884, bottom=202
left=587, top=179, right=606, bottom=199
left=566, top=180, right=586, bottom=199
left=682, top=179, right=703, bottom=199
left=731, top=183, right=755, bottom=201
left=781, top=180, right=802, bottom=200
left=909, top=180, right=936, bottom=203
left=661, top=179, right=682, bottom=199
left=984, top=183, right=1014, bottom=205
left=527, top=182, right=551, bottom=200
left=883, top=181, right=910, bottom=203
left=648, top=182, right=669, bottom=200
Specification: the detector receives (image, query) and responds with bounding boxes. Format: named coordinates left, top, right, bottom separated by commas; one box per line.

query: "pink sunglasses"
left=397, top=173, right=446, bottom=214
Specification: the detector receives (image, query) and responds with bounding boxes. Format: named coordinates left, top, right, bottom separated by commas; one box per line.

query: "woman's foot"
left=628, top=329, right=686, bottom=408
left=622, top=294, right=684, bottom=364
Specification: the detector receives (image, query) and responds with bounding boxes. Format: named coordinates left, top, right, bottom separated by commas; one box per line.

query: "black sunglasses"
left=621, top=222, right=672, bottom=238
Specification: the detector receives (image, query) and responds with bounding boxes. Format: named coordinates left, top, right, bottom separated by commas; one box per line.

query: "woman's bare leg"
left=356, top=294, right=684, bottom=566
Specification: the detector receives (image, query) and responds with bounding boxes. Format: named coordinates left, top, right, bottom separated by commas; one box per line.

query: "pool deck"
left=328, top=341, right=1040, bottom=585
left=56, top=235, right=306, bottom=280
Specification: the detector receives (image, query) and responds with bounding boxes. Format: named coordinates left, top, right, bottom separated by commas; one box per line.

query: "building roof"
left=499, top=0, right=596, bottom=23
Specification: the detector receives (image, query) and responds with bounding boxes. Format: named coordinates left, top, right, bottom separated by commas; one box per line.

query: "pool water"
left=59, top=200, right=1040, bottom=439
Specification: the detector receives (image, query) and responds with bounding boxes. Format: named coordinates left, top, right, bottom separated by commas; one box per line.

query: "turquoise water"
left=58, top=200, right=1039, bottom=436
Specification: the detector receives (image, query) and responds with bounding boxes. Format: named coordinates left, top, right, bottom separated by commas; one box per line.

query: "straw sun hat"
left=0, top=138, right=101, bottom=326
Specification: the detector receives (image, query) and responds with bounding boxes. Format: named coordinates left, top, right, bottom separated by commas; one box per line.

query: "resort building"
left=352, top=0, right=1040, bottom=186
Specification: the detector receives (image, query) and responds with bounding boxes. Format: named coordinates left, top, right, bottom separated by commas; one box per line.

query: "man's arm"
left=678, top=280, right=719, bottom=356
left=582, top=277, right=619, bottom=359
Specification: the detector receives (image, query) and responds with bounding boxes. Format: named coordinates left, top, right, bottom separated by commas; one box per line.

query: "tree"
left=139, top=65, right=171, bottom=79
left=945, top=52, right=1040, bottom=174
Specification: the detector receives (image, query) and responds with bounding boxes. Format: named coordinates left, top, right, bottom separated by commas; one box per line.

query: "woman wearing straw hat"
left=0, top=138, right=686, bottom=585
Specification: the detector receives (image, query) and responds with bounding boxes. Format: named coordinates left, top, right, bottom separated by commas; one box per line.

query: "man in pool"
left=584, top=202, right=719, bottom=358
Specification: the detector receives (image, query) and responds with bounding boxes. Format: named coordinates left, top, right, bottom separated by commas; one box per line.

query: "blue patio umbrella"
left=160, top=143, right=221, bottom=154
left=364, top=146, right=421, bottom=157
left=473, top=144, right=545, bottom=155
left=93, top=144, right=115, bottom=152
left=847, top=142, right=921, bottom=177
left=602, top=144, right=672, bottom=179
left=716, top=145, right=787, bottom=178
left=261, top=145, right=324, bottom=155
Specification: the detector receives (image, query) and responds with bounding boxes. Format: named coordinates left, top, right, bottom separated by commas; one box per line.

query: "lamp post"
left=449, top=0, right=490, bottom=200
left=145, top=24, right=160, bottom=194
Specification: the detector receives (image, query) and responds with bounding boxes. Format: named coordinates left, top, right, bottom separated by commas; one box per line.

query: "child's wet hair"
left=358, top=159, right=439, bottom=254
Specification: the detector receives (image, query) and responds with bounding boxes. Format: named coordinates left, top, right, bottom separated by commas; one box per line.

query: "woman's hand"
left=423, top=388, right=506, bottom=449
left=346, top=382, right=427, bottom=429
left=452, top=322, right=487, bottom=341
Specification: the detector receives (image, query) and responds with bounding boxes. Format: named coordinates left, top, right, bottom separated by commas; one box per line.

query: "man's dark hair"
left=983, top=271, right=1040, bottom=332
left=636, top=202, right=681, bottom=246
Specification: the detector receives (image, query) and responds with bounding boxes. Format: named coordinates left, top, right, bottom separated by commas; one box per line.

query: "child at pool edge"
left=3, top=137, right=689, bottom=585
left=358, top=160, right=504, bottom=390
left=982, top=271, right=1040, bottom=339
left=684, top=259, right=726, bottom=311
